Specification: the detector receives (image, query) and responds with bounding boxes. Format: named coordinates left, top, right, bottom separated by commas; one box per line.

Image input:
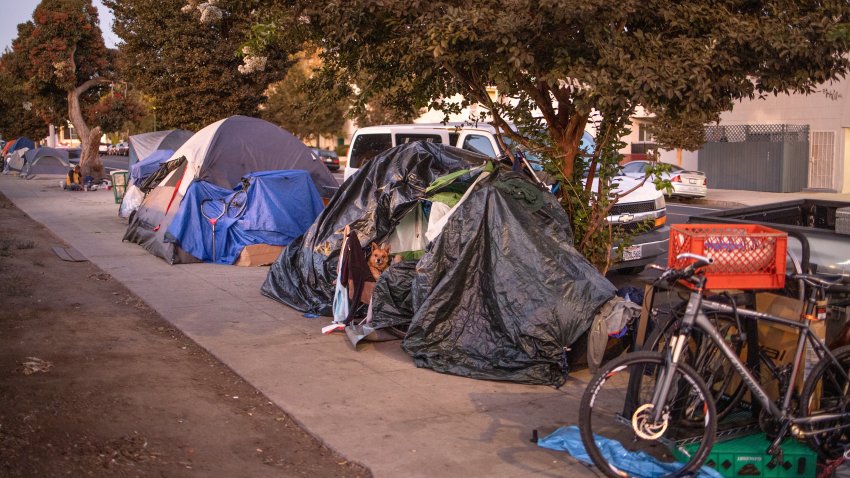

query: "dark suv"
left=311, top=148, right=340, bottom=171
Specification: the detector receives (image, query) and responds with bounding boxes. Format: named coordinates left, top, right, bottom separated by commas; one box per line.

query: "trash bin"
left=111, top=170, right=128, bottom=204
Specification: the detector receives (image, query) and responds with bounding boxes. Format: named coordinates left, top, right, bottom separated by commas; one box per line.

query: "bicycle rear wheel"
left=799, top=344, right=850, bottom=459
left=644, top=308, right=746, bottom=423
left=579, top=351, right=717, bottom=478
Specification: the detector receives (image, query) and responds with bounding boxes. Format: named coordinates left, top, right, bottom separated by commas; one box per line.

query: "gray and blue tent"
left=21, top=147, right=71, bottom=178
left=3, top=138, right=37, bottom=173
left=2, top=137, right=36, bottom=172
left=124, top=115, right=338, bottom=264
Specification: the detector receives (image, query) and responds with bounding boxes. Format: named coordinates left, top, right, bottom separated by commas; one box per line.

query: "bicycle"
left=578, top=252, right=850, bottom=477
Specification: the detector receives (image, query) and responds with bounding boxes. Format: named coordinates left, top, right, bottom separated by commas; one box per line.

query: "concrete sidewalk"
left=5, top=176, right=847, bottom=477
left=685, top=188, right=850, bottom=208
left=0, top=175, right=594, bottom=478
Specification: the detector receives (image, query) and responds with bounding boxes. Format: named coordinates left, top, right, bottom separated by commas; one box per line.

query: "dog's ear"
left=370, top=242, right=379, bottom=251
left=381, top=243, right=391, bottom=253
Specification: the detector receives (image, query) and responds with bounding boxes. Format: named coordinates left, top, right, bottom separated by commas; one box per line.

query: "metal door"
left=809, top=131, right=835, bottom=190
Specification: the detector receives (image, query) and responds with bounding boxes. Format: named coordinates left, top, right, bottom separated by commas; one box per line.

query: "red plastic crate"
left=669, top=224, right=787, bottom=290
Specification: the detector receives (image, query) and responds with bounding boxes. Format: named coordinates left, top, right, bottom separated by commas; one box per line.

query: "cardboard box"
left=753, top=293, right=825, bottom=400
left=234, top=244, right=283, bottom=267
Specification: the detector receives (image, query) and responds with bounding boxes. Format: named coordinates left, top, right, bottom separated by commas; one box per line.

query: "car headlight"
left=654, top=195, right=666, bottom=210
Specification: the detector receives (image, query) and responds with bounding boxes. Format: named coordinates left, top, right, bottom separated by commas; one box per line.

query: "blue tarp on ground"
left=165, top=170, right=324, bottom=264
left=538, top=426, right=723, bottom=478
left=130, top=149, right=174, bottom=184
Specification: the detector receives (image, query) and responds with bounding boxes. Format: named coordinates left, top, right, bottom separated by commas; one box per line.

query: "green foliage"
left=0, top=52, right=49, bottom=140
left=262, top=59, right=347, bottom=143
left=86, top=92, right=147, bottom=134
left=105, top=0, right=293, bottom=130
left=243, top=1, right=850, bottom=269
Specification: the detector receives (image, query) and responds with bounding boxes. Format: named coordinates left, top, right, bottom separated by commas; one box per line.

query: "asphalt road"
left=666, top=201, right=723, bottom=226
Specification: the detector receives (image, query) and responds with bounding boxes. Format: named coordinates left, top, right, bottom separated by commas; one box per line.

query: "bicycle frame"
left=652, top=288, right=850, bottom=438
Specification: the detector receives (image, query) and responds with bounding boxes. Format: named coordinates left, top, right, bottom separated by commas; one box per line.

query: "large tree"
left=105, top=0, right=292, bottom=131
left=11, top=0, right=113, bottom=175
left=243, top=1, right=850, bottom=269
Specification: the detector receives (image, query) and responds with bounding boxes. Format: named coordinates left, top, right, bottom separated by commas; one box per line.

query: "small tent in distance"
left=2, top=137, right=36, bottom=172
left=21, top=147, right=71, bottom=178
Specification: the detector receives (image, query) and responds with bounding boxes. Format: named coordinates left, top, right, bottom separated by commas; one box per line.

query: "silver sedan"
left=619, top=160, right=707, bottom=198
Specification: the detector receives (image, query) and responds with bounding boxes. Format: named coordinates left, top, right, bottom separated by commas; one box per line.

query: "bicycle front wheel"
left=579, top=351, right=717, bottom=478
left=800, top=344, right=850, bottom=459
left=644, top=310, right=746, bottom=424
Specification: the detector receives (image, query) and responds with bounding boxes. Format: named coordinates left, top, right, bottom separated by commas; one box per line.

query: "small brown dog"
left=368, top=242, right=391, bottom=280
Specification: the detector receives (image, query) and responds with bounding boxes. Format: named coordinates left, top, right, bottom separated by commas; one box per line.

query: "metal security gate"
left=699, top=124, right=809, bottom=193
left=809, top=131, right=836, bottom=190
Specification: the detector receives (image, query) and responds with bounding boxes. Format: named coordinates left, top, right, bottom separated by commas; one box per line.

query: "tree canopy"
left=262, top=54, right=347, bottom=145
left=0, top=51, right=50, bottom=140
left=105, top=0, right=293, bottom=131
left=281, top=1, right=850, bottom=173
left=240, top=0, right=850, bottom=269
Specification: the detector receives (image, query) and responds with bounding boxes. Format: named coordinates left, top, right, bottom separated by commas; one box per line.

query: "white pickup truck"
left=345, top=123, right=669, bottom=273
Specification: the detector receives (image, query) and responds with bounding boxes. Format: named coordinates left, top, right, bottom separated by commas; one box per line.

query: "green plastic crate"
left=673, top=433, right=817, bottom=477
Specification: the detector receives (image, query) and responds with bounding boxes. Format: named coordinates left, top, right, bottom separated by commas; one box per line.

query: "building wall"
left=622, top=79, right=850, bottom=192
left=714, top=78, right=850, bottom=192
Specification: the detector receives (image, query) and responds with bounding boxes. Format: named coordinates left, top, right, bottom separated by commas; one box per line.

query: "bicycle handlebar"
left=655, top=253, right=713, bottom=285
left=788, top=272, right=845, bottom=291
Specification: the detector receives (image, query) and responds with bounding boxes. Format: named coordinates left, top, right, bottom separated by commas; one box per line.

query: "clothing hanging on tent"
left=332, top=228, right=351, bottom=324
left=339, top=230, right=375, bottom=324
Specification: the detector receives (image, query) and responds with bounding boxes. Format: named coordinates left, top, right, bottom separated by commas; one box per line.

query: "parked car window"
left=621, top=161, right=648, bottom=174
left=349, top=133, right=392, bottom=168
left=462, top=134, right=497, bottom=157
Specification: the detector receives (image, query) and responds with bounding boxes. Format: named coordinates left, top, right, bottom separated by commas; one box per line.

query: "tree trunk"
left=80, top=127, right=105, bottom=181
left=553, top=114, right=589, bottom=179
left=67, top=88, right=91, bottom=150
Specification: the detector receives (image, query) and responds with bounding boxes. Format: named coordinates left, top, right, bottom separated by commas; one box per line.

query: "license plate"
left=689, top=178, right=698, bottom=184
left=623, top=245, right=642, bottom=261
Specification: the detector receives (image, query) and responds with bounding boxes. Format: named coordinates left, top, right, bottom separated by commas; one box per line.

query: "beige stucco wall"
left=625, top=78, right=850, bottom=192
left=716, top=78, right=850, bottom=192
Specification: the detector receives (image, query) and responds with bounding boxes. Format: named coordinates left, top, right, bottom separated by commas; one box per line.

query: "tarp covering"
left=401, top=170, right=615, bottom=385
left=538, top=426, right=723, bottom=478
left=125, top=116, right=337, bottom=263
left=166, top=170, right=323, bottom=264
left=21, top=147, right=71, bottom=177
left=130, top=149, right=174, bottom=184
left=262, top=140, right=614, bottom=385
left=128, top=129, right=193, bottom=167
left=261, top=141, right=488, bottom=315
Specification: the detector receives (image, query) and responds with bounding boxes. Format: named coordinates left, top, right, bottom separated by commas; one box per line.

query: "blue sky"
left=1, top=0, right=118, bottom=52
